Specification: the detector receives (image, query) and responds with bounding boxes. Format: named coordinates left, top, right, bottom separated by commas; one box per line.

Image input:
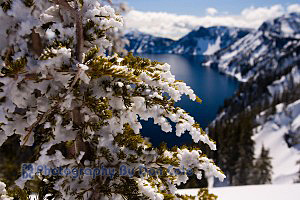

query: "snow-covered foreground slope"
left=28, top=184, right=300, bottom=200
left=253, top=99, right=300, bottom=184
left=178, top=184, right=300, bottom=200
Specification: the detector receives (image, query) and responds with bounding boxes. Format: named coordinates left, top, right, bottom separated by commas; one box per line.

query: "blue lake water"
left=138, top=54, right=239, bottom=147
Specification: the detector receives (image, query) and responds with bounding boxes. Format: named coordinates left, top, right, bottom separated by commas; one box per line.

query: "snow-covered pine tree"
left=101, top=0, right=129, bottom=56
left=232, top=148, right=254, bottom=186
left=0, top=0, right=224, bottom=199
left=232, top=118, right=254, bottom=186
left=251, top=145, right=273, bottom=185
left=295, top=160, right=300, bottom=183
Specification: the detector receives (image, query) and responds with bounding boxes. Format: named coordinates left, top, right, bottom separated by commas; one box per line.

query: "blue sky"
left=124, top=1, right=300, bottom=39
left=125, top=0, right=300, bottom=16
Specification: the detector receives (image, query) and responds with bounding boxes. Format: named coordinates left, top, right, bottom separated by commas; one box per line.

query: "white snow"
left=220, top=50, right=238, bottom=61
left=281, top=20, right=296, bottom=36
left=0, top=181, right=12, bottom=200
left=267, top=67, right=300, bottom=97
left=177, top=184, right=300, bottom=200
left=252, top=99, right=300, bottom=184
left=204, top=36, right=221, bottom=55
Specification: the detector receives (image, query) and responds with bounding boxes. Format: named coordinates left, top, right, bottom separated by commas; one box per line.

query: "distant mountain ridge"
left=124, top=31, right=174, bottom=54
left=125, top=26, right=251, bottom=55
left=170, top=26, right=250, bottom=55
left=205, top=12, right=300, bottom=82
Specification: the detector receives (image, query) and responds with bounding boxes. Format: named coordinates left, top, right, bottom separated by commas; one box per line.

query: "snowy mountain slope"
left=170, top=26, right=250, bottom=55
left=208, top=63, right=300, bottom=185
left=125, top=26, right=250, bottom=55
left=251, top=67, right=300, bottom=184
left=124, top=31, right=174, bottom=54
left=259, top=12, right=300, bottom=39
left=267, top=66, right=300, bottom=98
left=253, top=99, right=300, bottom=184
left=205, top=12, right=300, bottom=82
left=207, top=23, right=300, bottom=185
left=177, top=184, right=300, bottom=200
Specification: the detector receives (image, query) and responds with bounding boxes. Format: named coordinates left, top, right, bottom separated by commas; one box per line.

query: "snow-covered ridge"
left=259, top=12, right=300, bottom=39
left=205, top=12, right=300, bottom=82
left=124, top=30, right=174, bottom=54
left=125, top=26, right=250, bottom=56
left=170, top=26, right=250, bottom=56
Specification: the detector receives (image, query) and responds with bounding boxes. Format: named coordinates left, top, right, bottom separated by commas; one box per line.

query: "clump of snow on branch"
left=0, top=182, right=12, bottom=200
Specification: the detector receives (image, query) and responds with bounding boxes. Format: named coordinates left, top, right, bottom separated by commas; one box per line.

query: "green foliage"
left=86, top=55, right=138, bottom=82
left=198, top=188, right=218, bottom=200
left=176, top=194, right=196, bottom=200
left=208, top=110, right=255, bottom=185
left=78, top=0, right=84, bottom=7
left=1, top=56, right=27, bottom=77
left=296, top=160, right=300, bottom=183
left=7, top=187, right=31, bottom=200
left=0, top=135, right=34, bottom=186
left=83, top=46, right=100, bottom=64
left=22, top=0, right=34, bottom=7
left=251, top=146, right=273, bottom=184
left=114, top=124, right=150, bottom=151
left=113, top=177, right=150, bottom=200
left=121, top=53, right=161, bottom=72
left=0, top=0, right=12, bottom=12
left=84, top=94, right=112, bottom=131
left=40, top=39, right=74, bottom=61
left=82, top=18, right=107, bottom=42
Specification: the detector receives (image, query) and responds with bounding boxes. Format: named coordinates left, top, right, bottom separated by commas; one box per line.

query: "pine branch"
left=22, top=0, right=86, bottom=145
left=22, top=67, right=83, bottom=145
left=4, top=47, right=14, bottom=67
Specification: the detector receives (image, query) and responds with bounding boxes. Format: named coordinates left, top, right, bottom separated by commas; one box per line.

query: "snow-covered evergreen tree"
left=296, top=160, right=300, bottom=183
left=232, top=148, right=254, bottom=186
left=0, top=0, right=224, bottom=199
left=101, top=0, right=129, bottom=56
left=251, top=146, right=272, bottom=185
left=231, top=120, right=254, bottom=186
